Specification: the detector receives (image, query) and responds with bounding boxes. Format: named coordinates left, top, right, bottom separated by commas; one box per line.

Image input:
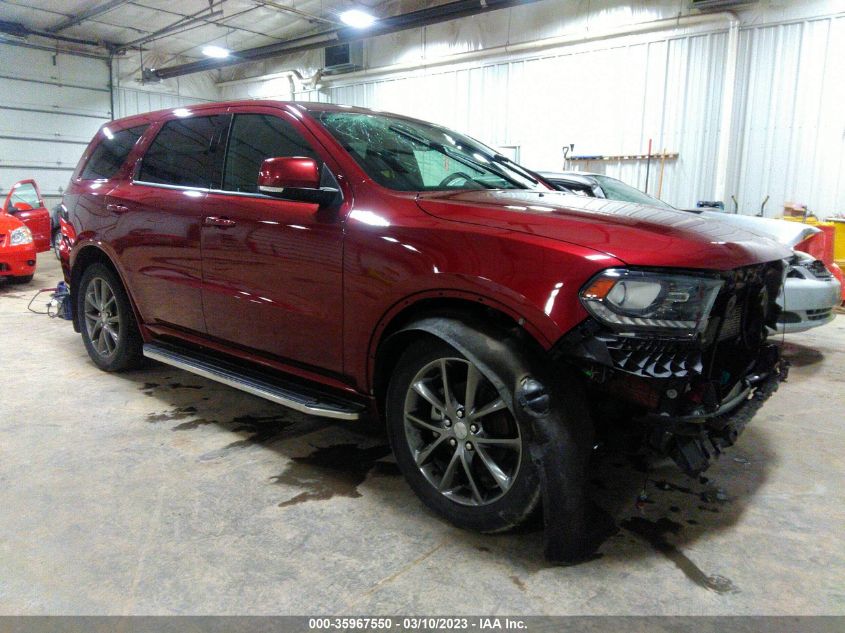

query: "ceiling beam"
left=0, top=18, right=109, bottom=47
left=252, top=0, right=338, bottom=26
left=48, top=0, right=133, bottom=33
left=149, top=0, right=543, bottom=79
left=118, top=8, right=226, bottom=50
left=131, top=1, right=286, bottom=43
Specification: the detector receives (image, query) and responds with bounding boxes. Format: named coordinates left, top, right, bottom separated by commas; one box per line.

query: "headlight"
left=9, top=226, right=33, bottom=246
left=788, top=250, right=832, bottom=279
left=580, top=268, right=723, bottom=337
left=791, top=250, right=815, bottom=265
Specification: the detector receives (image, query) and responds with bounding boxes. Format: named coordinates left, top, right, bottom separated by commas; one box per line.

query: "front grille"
left=807, top=308, right=832, bottom=321
left=602, top=337, right=702, bottom=378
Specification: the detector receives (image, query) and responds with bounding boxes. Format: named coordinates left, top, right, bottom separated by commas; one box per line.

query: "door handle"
left=204, top=216, right=237, bottom=228
left=106, top=203, right=129, bottom=213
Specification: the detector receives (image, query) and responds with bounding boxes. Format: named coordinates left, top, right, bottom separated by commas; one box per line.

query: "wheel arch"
left=370, top=295, right=550, bottom=417
left=69, top=244, right=140, bottom=335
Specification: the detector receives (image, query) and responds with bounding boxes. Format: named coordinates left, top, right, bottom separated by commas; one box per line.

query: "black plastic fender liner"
left=389, top=316, right=611, bottom=562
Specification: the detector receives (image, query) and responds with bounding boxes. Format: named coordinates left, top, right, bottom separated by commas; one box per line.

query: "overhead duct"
left=0, top=19, right=109, bottom=48
left=147, top=0, right=544, bottom=80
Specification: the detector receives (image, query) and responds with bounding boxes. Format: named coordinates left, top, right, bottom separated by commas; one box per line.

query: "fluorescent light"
left=339, top=9, right=376, bottom=28
left=202, top=45, right=230, bottom=58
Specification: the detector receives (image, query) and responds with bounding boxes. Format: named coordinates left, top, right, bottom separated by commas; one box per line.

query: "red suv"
left=62, top=101, right=790, bottom=562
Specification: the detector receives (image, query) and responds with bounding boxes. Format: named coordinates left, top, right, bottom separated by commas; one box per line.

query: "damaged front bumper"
left=645, top=354, right=787, bottom=475
left=555, top=321, right=789, bottom=475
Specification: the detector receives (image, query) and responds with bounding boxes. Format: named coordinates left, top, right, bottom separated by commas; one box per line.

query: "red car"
left=61, top=102, right=791, bottom=562
left=3, top=179, right=52, bottom=253
left=0, top=205, right=37, bottom=284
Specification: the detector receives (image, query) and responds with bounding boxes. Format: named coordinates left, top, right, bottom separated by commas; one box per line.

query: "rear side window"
left=223, top=114, right=320, bottom=193
left=138, top=115, right=229, bottom=188
left=80, top=125, right=148, bottom=180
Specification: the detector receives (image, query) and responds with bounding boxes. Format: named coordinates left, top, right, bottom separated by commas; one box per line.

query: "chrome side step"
left=143, top=343, right=363, bottom=421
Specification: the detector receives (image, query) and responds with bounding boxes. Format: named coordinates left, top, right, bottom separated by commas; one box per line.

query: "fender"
left=390, top=316, right=615, bottom=562
left=365, top=286, right=567, bottom=390
left=68, top=239, right=146, bottom=339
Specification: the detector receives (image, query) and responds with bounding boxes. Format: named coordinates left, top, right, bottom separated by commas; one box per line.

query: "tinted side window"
left=223, top=114, right=320, bottom=193
left=139, top=115, right=229, bottom=188
left=80, top=125, right=148, bottom=180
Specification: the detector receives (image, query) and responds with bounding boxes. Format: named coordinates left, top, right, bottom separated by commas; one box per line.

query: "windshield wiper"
left=388, top=125, right=524, bottom=189
left=491, top=154, right=540, bottom=184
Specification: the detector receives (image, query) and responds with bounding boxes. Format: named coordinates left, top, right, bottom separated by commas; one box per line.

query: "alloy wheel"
left=403, top=357, right=522, bottom=506
left=84, top=277, right=121, bottom=357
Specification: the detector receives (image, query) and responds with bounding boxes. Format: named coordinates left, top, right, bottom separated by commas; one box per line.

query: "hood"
left=696, top=210, right=820, bottom=248
left=416, top=190, right=792, bottom=271
left=0, top=211, right=26, bottom=234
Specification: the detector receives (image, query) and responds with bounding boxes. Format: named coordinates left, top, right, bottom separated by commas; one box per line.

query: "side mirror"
left=258, top=157, right=340, bottom=206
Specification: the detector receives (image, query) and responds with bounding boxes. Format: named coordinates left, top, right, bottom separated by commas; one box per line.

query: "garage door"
left=0, top=42, right=111, bottom=209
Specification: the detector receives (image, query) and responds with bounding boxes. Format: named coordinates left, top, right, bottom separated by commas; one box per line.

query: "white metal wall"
left=0, top=43, right=220, bottom=208
left=221, top=1, right=845, bottom=217
left=726, top=14, right=845, bottom=216
left=113, top=50, right=221, bottom=119
left=0, top=42, right=111, bottom=208
left=295, top=28, right=730, bottom=210
left=114, top=87, right=214, bottom=119
left=6, top=2, right=841, bottom=217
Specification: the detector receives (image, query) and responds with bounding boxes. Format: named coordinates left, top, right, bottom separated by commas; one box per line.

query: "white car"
left=539, top=171, right=841, bottom=333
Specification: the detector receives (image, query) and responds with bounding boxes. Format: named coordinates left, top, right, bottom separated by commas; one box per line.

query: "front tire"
left=77, top=263, right=143, bottom=371
left=386, top=338, right=541, bottom=533
left=53, top=228, right=62, bottom=259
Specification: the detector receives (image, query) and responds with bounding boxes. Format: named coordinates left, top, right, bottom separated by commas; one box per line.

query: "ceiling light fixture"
left=202, top=45, right=230, bottom=58
left=339, top=9, right=376, bottom=29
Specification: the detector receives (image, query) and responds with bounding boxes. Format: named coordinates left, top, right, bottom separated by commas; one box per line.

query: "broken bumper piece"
left=647, top=359, right=787, bottom=475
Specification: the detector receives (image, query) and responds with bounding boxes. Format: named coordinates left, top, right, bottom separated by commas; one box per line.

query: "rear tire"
left=386, top=337, right=541, bottom=533
left=77, top=263, right=143, bottom=372
left=9, top=275, right=33, bottom=284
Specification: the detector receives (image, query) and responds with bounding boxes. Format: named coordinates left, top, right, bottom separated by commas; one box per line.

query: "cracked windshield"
left=317, top=111, right=544, bottom=192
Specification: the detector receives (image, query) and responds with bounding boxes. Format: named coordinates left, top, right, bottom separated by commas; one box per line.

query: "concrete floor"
left=1, top=252, right=844, bottom=615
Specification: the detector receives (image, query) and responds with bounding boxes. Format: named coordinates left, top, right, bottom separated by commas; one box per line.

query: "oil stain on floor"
left=223, top=414, right=299, bottom=448
left=620, top=516, right=737, bottom=594
left=140, top=381, right=205, bottom=397
left=271, top=443, right=398, bottom=507
left=781, top=342, right=824, bottom=367
left=198, top=414, right=328, bottom=460
left=146, top=406, right=200, bottom=423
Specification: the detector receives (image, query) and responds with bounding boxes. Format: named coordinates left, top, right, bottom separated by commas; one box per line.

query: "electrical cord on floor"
left=27, top=288, right=54, bottom=315
left=27, top=282, right=72, bottom=319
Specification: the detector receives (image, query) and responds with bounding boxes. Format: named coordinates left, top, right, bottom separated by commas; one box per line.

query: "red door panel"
left=106, top=181, right=208, bottom=334
left=4, top=179, right=51, bottom=252
left=201, top=192, right=344, bottom=372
